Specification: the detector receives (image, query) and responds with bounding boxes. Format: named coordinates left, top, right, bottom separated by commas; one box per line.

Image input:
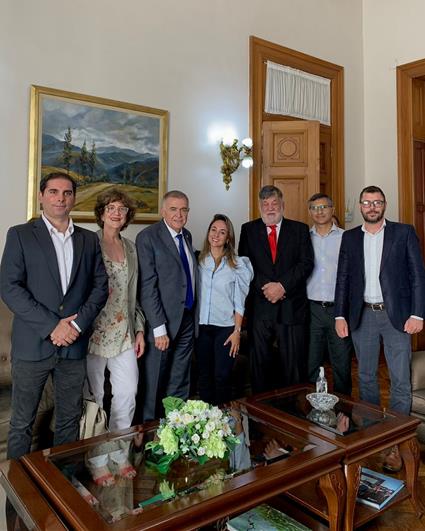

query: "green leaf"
left=163, top=396, right=184, bottom=415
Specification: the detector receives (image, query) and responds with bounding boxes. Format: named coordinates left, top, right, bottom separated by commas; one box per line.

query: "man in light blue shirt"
left=306, top=193, right=352, bottom=394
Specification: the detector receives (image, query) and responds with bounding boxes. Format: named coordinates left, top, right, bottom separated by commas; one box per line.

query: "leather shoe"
left=382, top=445, right=402, bottom=473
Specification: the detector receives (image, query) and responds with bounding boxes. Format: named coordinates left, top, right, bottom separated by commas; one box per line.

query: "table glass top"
left=47, top=407, right=318, bottom=524
left=259, top=388, right=388, bottom=436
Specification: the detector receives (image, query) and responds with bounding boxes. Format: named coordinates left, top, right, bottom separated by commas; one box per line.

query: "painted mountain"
left=41, top=133, right=159, bottom=188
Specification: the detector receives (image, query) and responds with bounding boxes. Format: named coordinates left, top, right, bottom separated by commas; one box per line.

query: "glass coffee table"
left=241, top=384, right=424, bottom=530
left=14, top=405, right=345, bottom=530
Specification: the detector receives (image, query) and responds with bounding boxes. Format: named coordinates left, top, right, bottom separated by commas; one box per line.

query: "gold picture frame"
left=28, top=85, right=169, bottom=223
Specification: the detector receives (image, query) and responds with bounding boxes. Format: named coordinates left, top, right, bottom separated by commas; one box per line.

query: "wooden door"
left=262, top=120, right=320, bottom=224
left=413, top=140, right=425, bottom=350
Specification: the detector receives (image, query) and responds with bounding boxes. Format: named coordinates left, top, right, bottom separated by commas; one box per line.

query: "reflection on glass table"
left=47, top=408, right=316, bottom=525
left=261, top=390, right=387, bottom=436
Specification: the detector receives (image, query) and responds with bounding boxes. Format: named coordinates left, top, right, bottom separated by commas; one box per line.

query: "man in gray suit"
left=136, top=190, right=198, bottom=420
left=0, top=172, right=108, bottom=459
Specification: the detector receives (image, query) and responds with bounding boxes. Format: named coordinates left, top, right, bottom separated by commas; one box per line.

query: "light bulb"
left=222, top=136, right=236, bottom=147
left=241, top=156, right=253, bottom=168
left=241, top=137, right=253, bottom=149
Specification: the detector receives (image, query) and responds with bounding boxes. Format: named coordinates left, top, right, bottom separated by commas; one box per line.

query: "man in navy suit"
left=335, top=185, right=425, bottom=471
left=136, top=190, right=198, bottom=421
left=239, top=185, right=314, bottom=393
left=0, top=172, right=108, bottom=459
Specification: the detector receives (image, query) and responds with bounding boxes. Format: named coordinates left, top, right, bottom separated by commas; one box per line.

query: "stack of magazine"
left=227, top=503, right=311, bottom=531
left=356, top=467, right=405, bottom=510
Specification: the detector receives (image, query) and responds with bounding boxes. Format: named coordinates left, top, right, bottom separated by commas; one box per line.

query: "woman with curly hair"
left=87, top=188, right=145, bottom=432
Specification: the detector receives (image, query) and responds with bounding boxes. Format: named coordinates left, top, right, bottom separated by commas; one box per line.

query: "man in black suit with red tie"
left=238, top=185, right=314, bottom=393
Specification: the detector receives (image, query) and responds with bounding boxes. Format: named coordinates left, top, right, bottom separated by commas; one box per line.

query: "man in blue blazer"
left=0, top=172, right=108, bottom=459
left=136, top=190, right=199, bottom=421
left=335, top=185, right=425, bottom=470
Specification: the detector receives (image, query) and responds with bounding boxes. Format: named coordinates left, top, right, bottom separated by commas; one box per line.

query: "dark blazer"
left=136, top=219, right=199, bottom=340
left=238, top=217, right=314, bottom=324
left=0, top=218, right=108, bottom=361
left=334, top=220, right=425, bottom=332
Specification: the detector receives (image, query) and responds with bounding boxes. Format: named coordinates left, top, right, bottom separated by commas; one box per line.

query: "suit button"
left=59, top=305, right=64, bottom=311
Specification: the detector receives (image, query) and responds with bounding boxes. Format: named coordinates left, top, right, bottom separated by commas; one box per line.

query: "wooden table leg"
left=399, top=437, right=424, bottom=517
left=343, top=462, right=361, bottom=531
left=318, top=469, right=346, bottom=531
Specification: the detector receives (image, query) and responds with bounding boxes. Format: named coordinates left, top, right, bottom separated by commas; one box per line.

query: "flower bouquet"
left=145, top=397, right=240, bottom=474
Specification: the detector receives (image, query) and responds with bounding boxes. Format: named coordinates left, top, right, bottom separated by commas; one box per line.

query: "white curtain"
left=265, top=61, right=331, bottom=125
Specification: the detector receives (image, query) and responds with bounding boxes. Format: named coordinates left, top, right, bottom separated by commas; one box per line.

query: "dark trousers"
left=142, top=309, right=194, bottom=421
left=307, top=301, right=353, bottom=395
left=251, top=318, right=307, bottom=394
left=351, top=307, right=412, bottom=415
left=196, top=325, right=235, bottom=406
left=7, top=355, right=86, bottom=460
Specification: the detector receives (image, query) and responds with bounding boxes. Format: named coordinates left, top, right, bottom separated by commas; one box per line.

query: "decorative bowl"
left=306, top=392, right=339, bottom=412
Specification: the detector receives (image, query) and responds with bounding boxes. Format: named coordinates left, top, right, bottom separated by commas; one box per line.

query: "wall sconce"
left=219, top=137, right=253, bottom=190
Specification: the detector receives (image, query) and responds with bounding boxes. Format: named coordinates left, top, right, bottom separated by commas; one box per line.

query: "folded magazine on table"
left=227, top=503, right=310, bottom=530
left=356, top=467, right=404, bottom=510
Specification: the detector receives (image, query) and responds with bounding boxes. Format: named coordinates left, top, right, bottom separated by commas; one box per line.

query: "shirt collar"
left=163, top=218, right=182, bottom=239
left=264, top=218, right=282, bottom=230
left=310, top=223, right=339, bottom=236
left=361, top=219, right=386, bottom=235
left=42, top=213, right=74, bottom=236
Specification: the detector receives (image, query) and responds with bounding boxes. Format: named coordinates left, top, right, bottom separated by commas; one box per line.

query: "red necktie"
left=268, top=224, right=277, bottom=263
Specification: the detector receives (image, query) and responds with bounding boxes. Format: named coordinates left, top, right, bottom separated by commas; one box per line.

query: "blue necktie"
left=176, top=233, right=194, bottom=310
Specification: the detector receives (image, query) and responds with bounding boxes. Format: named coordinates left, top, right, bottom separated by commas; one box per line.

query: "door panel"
left=413, top=140, right=425, bottom=351
left=262, top=120, right=320, bottom=224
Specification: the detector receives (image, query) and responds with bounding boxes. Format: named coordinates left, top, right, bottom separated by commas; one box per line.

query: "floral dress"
left=89, top=255, right=133, bottom=358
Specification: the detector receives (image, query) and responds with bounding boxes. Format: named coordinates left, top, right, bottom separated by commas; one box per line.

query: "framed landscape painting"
left=28, top=85, right=168, bottom=223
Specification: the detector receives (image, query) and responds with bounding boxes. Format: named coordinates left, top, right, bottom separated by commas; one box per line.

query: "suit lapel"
left=380, top=221, right=394, bottom=272
left=32, top=219, right=62, bottom=294
left=354, top=226, right=366, bottom=280
left=68, top=227, right=84, bottom=290
left=159, top=220, right=182, bottom=267
left=275, top=218, right=287, bottom=264
left=257, top=220, right=273, bottom=262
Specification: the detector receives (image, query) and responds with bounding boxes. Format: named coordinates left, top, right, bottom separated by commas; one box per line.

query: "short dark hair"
left=162, top=190, right=189, bottom=205
left=40, top=172, right=77, bottom=195
left=259, top=185, right=283, bottom=201
left=94, top=188, right=136, bottom=230
left=359, top=185, right=386, bottom=203
left=308, top=193, right=333, bottom=207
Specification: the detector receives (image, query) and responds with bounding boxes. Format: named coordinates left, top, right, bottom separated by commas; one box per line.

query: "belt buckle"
left=371, top=303, right=384, bottom=312
left=321, top=301, right=327, bottom=308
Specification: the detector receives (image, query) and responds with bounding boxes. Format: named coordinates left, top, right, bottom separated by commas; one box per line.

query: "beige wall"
left=0, top=0, right=363, bottom=250
left=363, top=0, right=425, bottom=223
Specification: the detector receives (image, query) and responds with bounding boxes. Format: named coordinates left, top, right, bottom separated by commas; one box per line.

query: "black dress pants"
left=196, top=324, right=235, bottom=405
left=251, top=318, right=307, bottom=394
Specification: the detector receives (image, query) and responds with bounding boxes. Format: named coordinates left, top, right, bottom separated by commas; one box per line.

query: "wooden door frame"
left=397, top=58, right=425, bottom=224
left=249, top=36, right=344, bottom=221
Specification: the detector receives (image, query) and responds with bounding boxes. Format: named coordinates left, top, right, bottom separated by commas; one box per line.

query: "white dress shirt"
left=362, top=220, right=385, bottom=303
left=42, top=213, right=74, bottom=294
left=42, top=213, right=81, bottom=332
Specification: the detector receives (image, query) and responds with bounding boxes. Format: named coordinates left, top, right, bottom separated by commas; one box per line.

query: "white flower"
left=202, top=430, right=210, bottom=439
left=218, top=429, right=224, bottom=438
left=197, top=447, right=206, bottom=456
left=195, top=423, right=201, bottom=430
left=182, top=413, right=194, bottom=425
left=191, top=433, right=200, bottom=444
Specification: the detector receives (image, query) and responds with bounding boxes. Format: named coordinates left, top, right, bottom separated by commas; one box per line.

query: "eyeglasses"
left=309, top=205, right=331, bottom=211
left=360, top=200, right=385, bottom=208
left=105, top=205, right=129, bottom=215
